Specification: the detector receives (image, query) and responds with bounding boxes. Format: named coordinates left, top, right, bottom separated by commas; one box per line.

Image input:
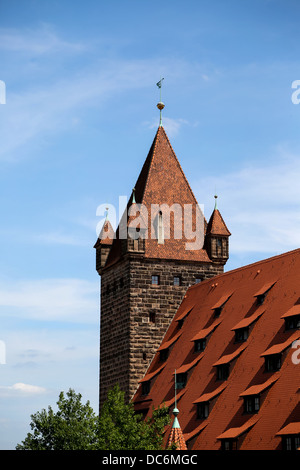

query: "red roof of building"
left=105, top=126, right=224, bottom=268
left=132, top=248, right=300, bottom=450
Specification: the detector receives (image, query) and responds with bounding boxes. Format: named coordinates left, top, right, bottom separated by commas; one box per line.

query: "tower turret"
left=204, top=195, right=231, bottom=264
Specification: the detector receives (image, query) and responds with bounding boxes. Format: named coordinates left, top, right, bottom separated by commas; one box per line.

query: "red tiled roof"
left=94, top=219, right=114, bottom=247
left=239, top=374, right=279, bottom=397
left=105, top=126, right=214, bottom=268
left=276, top=422, right=300, bottom=435
left=132, top=248, right=300, bottom=450
left=157, top=330, right=182, bottom=351
left=166, top=426, right=187, bottom=450
left=231, top=307, right=265, bottom=330
left=217, top=415, right=259, bottom=440
left=260, top=330, right=300, bottom=357
left=190, top=319, right=222, bottom=342
left=212, top=342, right=247, bottom=366
left=281, top=305, right=300, bottom=319
left=206, top=208, right=231, bottom=237
left=193, top=382, right=227, bottom=404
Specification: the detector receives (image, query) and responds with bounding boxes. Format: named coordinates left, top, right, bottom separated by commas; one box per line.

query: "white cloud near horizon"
left=0, top=383, right=47, bottom=396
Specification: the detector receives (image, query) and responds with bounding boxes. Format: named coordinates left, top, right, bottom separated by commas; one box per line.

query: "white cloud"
left=0, top=383, right=46, bottom=396
left=0, top=278, right=99, bottom=323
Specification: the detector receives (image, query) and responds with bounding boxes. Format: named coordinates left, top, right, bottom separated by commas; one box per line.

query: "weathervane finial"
left=156, top=78, right=165, bottom=127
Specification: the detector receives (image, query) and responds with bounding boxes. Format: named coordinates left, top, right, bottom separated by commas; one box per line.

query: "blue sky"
left=0, top=0, right=300, bottom=449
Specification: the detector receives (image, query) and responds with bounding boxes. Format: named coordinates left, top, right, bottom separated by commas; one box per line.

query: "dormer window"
left=265, top=353, right=281, bottom=372
left=216, top=364, right=230, bottom=380
left=244, top=396, right=260, bottom=414
left=176, top=373, right=187, bottom=389
left=214, top=306, right=223, bottom=318
left=254, top=282, right=276, bottom=306
left=235, top=327, right=249, bottom=343
left=159, top=348, right=169, bottom=362
left=284, top=315, right=300, bottom=331
left=142, top=381, right=150, bottom=395
left=197, top=402, right=209, bottom=419
left=194, top=338, right=206, bottom=352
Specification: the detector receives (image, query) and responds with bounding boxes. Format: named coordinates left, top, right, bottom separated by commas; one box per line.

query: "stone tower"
left=95, top=124, right=230, bottom=408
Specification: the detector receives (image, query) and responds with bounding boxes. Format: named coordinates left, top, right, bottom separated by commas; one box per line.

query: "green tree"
left=16, top=388, right=98, bottom=450
left=97, top=384, right=171, bottom=450
left=16, top=385, right=171, bottom=450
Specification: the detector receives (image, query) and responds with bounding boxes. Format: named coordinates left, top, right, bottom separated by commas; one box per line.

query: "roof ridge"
left=188, top=247, right=300, bottom=289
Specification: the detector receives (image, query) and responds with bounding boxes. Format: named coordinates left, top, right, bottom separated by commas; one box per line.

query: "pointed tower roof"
left=166, top=407, right=187, bottom=450
left=105, top=126, right=211, bottom=267
left=166, top=371, right=187, bottom=450
left=206, top=196, right=231, bottom=237
left=94, top=212, right=115, bottom=248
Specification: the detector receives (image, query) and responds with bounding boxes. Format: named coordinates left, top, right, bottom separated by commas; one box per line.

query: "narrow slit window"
left=158, top=211, right=164, bottom=244
left=149, top=311, right=156, bottom=323
left=173, top=276, right=181, bottom=286
left=151, top=275, right=160, bottom=285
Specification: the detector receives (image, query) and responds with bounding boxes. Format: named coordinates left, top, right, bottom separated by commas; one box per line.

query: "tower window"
left=149, top=311, right=156, bottom=323
left=195, top=277, right=203, bottom=284
left=173, top=276, right=181, bottom=286
left=152, top=275, right=160, bottom=285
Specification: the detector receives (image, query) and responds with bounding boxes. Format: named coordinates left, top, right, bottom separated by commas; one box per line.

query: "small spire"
left=156, top=78, right=165, bottom=127
left=132, top=188, right=136, bottom=204
left=172, top=370, right=180, bottom=428
left=214, top=194, right=218, bottom=210
left=105, top=207, right=109, bottom=221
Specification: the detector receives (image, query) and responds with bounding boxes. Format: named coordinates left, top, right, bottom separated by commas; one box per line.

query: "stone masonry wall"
left=99, top=253, right=223, bottom=408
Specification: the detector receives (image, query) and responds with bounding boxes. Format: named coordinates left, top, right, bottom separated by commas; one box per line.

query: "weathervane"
left=156, top=78, right=165, bottom=126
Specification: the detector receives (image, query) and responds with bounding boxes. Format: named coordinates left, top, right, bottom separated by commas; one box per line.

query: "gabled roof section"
left=132, top=248, right=300, bottom=450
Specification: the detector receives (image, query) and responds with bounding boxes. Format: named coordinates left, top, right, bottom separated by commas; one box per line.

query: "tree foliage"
left=16, top=385, right=171, bottom=450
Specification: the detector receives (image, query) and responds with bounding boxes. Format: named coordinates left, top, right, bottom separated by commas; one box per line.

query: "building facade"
left=95, top=124, right=231, bottom=408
